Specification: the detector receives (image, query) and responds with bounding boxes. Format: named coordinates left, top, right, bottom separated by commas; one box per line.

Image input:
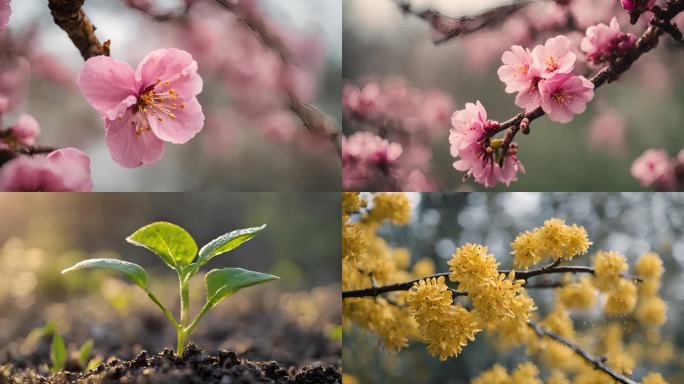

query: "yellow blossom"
left=511, top=230, right=543, bottom=269
left=557, top=277, right=596, bottom=310
left=341, top=374, right=358, bottom=384
left=642, top=373, right=668, bottom=384
left=342, top=222, right=367, bottom=261
left=636, top=252, right=663, bottom=280
left=367, top=193, right=411, bottom=225
left=407, top=277, right=480, bottom=360
left=593, top=251, right=628, bottom=292
left=471, top=364, right=511, bottom=384
left=448, top=244, right=499, bottom=292
left=392, top=248, right=411, bottom=270
left=342, top=192, right=361, bottom=215
left=511, top=362, right=542, bottom=384
left=545, top=371, right=570, bottom=384
left=636, top=296, right=667, bottom=327
left=604, top=279, right=637, bottom=316
left=413, top=257, right=435, bottom=277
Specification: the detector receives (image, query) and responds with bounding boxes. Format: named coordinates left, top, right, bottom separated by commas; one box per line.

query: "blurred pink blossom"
left=342, top=132, right=402, bottom=190
left=0, top=148, right=92, bottom=192
left=0, top=113, right=40, bottom=149
left=77, top=48, right=204, bottom=168
left=581, top=17, right=636, bottom=65
left=0, top=0, right=9, bottom=31
left=588, top=107, right=626, bottom=153
left=631, top=149, right=676, bottom=190
left=0, top=57, right=30, bottom=112
left=539, top=73, right=594, bottom=123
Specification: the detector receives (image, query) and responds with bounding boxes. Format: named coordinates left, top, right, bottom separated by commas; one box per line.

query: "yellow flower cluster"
left=342, top=193, right=419, bottom=351
left=635, top=252, right=667, bottom=328
left=604, top=279, right=637, bottom=316
left=472, top=362, right=555, bottom=384
left=407, top=276, right=480, bottom=360
left=448, top=244, right=534, bottom=343
left=642, top=372, right=668, bottom=384
left=343, top=203, right=673, bottom=382
left=557, top=277, right=596, bottom=310
left=511, top=219, right=591, bottom=269
left=366, top=192, right=411, bottom=225
left=592, top=251, right=628, bottom=292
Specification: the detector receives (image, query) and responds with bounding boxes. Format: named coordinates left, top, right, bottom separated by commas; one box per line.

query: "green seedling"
left=62, top=222, right=279, bottom=355
left=25, top=322, right=100, bottom=373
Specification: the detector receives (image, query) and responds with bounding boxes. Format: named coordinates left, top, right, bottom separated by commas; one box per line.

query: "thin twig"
left=528, top=321, right=639, bottom=384
left=214, top=0, right=342, bottom=157
left=394, top=0, right=531, bottom=44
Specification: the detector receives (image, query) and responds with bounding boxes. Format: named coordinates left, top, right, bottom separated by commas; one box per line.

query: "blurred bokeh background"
left=344, top=192, right=684, bottom=383
left=0, top=192, right=341, bottom=366
left=343, top=0, right=684, bottom=191
left=2, top=0, right=341, bottom=191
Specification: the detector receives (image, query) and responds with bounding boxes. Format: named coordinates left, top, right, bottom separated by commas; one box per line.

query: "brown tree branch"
left=528, top=321, right=639, bottom=384
left=394, top=0, right=531, bottom=44
left=342, top=259, right=641, bottom=298
left=492, top=0, right=683, bottom=159
left=214, top=0, right=342, bottom=157
left=47, top=0, right=108, bottom=60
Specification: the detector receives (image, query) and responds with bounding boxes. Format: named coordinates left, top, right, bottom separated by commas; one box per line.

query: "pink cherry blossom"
left=497, top=45, right=535, bottom=93
left=449, top=101, right=525, bottom=187
left=0, top=0, right=10, bottom=31
left=1, top=113, right=40, bottom=148
left=342, top=132, right=403, bottom=190
left=0, top=148, right=92, bottom=191
left=449, top=101, right=487, bottom=158
left=513, top=68, right=543, bottom=113
left=342, top=83, right=380, bottom=118
left=539, top=73, right=594, bottom=123
left=531, top=35, right=576, bottom=79
left=77, top=48, right=204, bottom=168
left=588, top=108, right=625, bottom=153
left=631, top=149, right=676, bottom=190
left=581, top=17, right=637, bottom=65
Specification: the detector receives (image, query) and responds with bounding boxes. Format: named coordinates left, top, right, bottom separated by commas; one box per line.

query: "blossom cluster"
left=581, top=17, right=637, bottom=65
left=498, top=35, right=595, bottom=124
left=342, top=78, right=455, bottom=191
left=631, top=148, right=684, bottom=191
left=449, top=101, right=525, bottom=188
left=343, top=198, right=671, bottom=383
left=511, top=218, right=592, bottom=268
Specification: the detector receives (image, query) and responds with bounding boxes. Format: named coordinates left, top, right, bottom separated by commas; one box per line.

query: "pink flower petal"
left=146, top=97, right=204, bottom=144
left=0, top=147, right=92, bottom=192
left=136, top=48, right=203, bottom=98
left=105, top=113, right=165, bottom=168
left=77, top=56, right=138, bottom=120
left=10, top=113, right=40, bottom=145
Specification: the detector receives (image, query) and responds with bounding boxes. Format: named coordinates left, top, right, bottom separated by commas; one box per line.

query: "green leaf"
left=205, top=268, right=278, bottom=309
left=197, top=225, right=267, bottom=267
left=126, top=222, right=198, bottom=270
left=85, top=357, right=103, bottom=372
left=50, top=332, right=66, bottom=373
left=61, top=258, right=148, bottom=289
left=78, top=339, right=94, bottom=366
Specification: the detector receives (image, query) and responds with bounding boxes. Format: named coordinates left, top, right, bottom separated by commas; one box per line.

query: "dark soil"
left=0, top=343, right=340, bottom=384
left=0, top=285, right=341, bottom=384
